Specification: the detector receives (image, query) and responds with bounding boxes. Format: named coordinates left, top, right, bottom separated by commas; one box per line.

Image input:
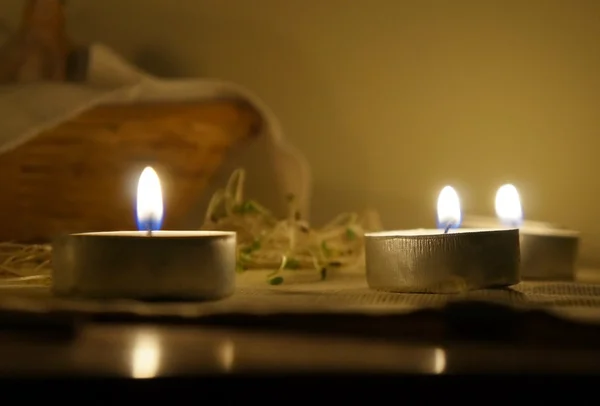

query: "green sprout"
left=268, top=276, right=284, bottom=285
left=241, top=239, right=261, bottom=254
left=321, top=241, right=332, bottom=258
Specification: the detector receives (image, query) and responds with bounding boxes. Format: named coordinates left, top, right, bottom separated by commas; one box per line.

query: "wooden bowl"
left=0, top=99, right=261, bottom=242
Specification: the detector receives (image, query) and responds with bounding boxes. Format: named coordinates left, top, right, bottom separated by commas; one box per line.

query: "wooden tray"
left=0, top=99, right=261, bottom=242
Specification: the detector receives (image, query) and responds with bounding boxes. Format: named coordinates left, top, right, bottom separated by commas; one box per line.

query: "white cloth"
left=0, top=43, right=311, bottom=219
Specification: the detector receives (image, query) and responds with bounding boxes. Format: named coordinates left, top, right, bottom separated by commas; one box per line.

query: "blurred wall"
left=3, top=0, right=600, bottom=266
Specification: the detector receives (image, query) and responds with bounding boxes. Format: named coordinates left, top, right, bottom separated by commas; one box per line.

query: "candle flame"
left=136, top=166, right=163, bottom=231
left=437, top=186, right=461, bottom=229
left=495, top=184, right=523, bottom=227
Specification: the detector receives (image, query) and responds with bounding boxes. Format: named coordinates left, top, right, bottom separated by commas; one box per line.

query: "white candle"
left=364, top=186, right=520, bottom=293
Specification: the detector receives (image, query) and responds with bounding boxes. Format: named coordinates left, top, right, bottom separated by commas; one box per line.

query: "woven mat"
left=0, top=269, right=600, bottom=323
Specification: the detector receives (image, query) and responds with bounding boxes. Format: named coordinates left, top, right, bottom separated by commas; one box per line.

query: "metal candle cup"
left=365, top=228, right=520, bottom=293
left=519, top=227, right=579, bottom=280
left=365, top=186, right=520, bottom=294
left=52, top=231, right=237, bottom=300
left=463, top=216, right=580, bottom=281
left=464, top=183, right=581, bottom=281
left=51, top=166, right=237, bottom=300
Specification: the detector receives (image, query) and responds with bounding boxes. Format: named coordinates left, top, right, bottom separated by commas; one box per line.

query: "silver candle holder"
left=52, top=231, right=237, bottom=300
left=365, top=228, right=520, bottom=294
left=463, top=215, right=580, bottom=281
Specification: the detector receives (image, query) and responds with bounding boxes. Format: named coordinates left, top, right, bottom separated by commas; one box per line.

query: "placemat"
left=0, top=269, right=600, bottom=323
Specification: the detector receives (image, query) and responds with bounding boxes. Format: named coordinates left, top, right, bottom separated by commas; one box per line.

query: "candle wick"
left=146, top=225, right=152, bottom=237
left=444, top=222, right=453, bottom=234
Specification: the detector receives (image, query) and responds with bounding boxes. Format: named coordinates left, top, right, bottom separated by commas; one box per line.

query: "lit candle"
left=364, top=186, right=520, bottom=293
left=463, top=184, right=580, bottom=280
left=51, top=166, right=237, bottom=300
left=498, top=184, right=579, bottom=280
left=437, top=186, right=461, bottom=233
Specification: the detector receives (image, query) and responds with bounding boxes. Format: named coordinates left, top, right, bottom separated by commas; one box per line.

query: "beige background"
left=3, top=0, right=600, bottom=266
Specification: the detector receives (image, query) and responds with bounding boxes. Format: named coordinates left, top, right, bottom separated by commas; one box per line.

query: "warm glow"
left=495, top=184, right=523, bottom=227
left=437, top=186, right=461, bottom=229
left=136, top=166, right=163, bottom=231
left=131, top=331, right=161, bottom=379
left=433, top=348, right=446, bottom=374
left=218, top=340, right=236, bottom=372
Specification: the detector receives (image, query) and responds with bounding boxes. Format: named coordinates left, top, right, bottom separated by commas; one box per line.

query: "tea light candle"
left=464, top=184, right=579, bottom=281
left=51, top=166, right=237, bottom=300
left=365, top=186, right=520, bottom=294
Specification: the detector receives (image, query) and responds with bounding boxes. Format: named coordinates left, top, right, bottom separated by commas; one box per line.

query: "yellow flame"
left=495, top=184, right=522, bottom=226
left=437, top=186, right=461, bottom=227
left=136, top=166, right=163, bottom=229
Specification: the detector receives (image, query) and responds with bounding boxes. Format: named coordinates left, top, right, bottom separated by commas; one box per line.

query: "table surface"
left=1, top=268, right=600, bottom=377
left=3, top=322, right=600, bottom=377
left=2, top=268, right=600, bottom=322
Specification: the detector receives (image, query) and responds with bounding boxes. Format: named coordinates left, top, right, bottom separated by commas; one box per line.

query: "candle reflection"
left=217, top=339, right=236, bottom=372
left=131, top=331, right=161, bottom=379
left=433, top=347, right=446, bottom=374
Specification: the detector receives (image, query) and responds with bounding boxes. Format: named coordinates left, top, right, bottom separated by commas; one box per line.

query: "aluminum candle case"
left=463, top=184, right=580, bottom=281
left=51, top=167, right=237, bottom=300
left=365, top=186, right=520, bottom=294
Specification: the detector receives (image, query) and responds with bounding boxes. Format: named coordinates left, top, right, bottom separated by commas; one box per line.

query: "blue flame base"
left=437, top=221, right=460, bottom=231
left=137, top=217, right=163, bottom=232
